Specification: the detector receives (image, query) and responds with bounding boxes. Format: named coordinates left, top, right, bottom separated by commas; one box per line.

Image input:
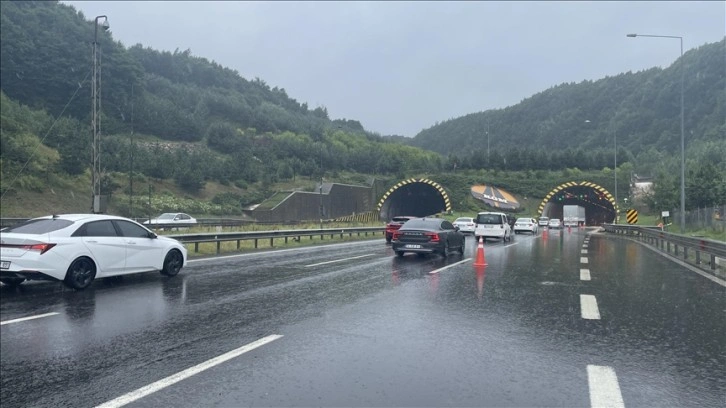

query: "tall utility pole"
left=627, top=33, right=685, bottom=233
left=614, top=130, right=618, bottom=223
left=91, top=15, right=109, bottom=213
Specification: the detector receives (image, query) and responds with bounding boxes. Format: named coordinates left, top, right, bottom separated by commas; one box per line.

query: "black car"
left=391, top=218, right=465, bottom=257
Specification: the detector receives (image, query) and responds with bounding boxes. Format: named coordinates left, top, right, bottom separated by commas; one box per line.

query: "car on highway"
left=143, top=212, right=197, bottom=225
left=538, top=216, right=550, bottom=227
left=385, top=215, right=416, bottom=243
left=0, top=214, right=187, bottom=290
left=548, top=218, right=563, bottom=229
left=514, top=217, right=539, bottom=234
left=474, top=211, right=512, bottom=242
left=391, top=217, right=465, bottom=257
left=452, top=217, right=476, bottom=234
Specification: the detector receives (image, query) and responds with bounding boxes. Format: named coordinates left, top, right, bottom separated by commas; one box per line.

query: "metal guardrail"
left=168, top=227, right=385, bottom=254
left=603, top=224, right=726, bottom=273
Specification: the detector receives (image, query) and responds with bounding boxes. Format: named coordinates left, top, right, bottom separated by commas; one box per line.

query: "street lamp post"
left=614, top=129, right=617, bottom=221
left=91, top=15, right=109, bottom=213
left=627, top=33, right=685, bottom=233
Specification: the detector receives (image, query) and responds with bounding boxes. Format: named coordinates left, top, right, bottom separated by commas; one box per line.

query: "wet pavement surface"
left=1, top=229, right=724, bottom=407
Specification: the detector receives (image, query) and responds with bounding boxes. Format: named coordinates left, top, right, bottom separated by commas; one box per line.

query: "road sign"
left=626, top=209, right=638, bottom=224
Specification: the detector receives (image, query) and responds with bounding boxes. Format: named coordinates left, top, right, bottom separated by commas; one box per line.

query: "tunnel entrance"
left=538, top=181, right=617, bottom=225
left=377, top=178, right=452, bottom=221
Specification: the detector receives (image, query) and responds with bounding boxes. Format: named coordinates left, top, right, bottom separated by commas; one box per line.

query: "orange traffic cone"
left=473, top=236, right=487, bottom=266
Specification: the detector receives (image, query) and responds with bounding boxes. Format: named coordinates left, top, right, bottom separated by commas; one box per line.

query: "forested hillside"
left=0, top=1, right=440, bottom=208
left=408, top=39, right=725, bottom=170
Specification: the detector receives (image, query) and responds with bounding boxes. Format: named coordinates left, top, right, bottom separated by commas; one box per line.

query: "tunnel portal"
left=377, top=178, right=452, bottom=221
left=538, top=181, right=617, bottom=225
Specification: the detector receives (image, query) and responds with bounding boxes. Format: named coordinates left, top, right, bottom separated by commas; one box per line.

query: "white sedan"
left=143, top=213, right=197, bottom=225
left=452, top=217, right=476, bottom=234
left=514, top=217, right=539, bottom=234
left=0, top=214, right=187, bottom=290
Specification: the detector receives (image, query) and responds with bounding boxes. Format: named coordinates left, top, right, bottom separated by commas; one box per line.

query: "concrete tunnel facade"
left=538, top=181, right=618, bottom=225
left=377, top=178, right=452, bottom=221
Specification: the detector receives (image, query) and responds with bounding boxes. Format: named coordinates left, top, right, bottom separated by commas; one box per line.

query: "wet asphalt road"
left=1, top=228, right=724, bottom=407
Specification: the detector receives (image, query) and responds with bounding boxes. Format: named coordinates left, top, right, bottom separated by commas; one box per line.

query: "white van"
left=475, top=212, right=512, bottom=242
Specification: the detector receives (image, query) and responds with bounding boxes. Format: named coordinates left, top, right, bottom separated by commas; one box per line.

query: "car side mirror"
left=149, top=231, right=157, bottom=239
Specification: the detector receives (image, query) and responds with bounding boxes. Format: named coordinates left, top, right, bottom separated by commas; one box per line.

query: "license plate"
left=405, top=244, right=422, bottom=249
left=0, top=261, right=10, bottom=270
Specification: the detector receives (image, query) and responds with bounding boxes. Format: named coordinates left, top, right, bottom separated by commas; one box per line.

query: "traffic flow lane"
left=0, top=240, right=475, bottom=408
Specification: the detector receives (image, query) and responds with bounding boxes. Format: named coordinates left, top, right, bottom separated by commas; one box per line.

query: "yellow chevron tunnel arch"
left=377, top=178, right=452, bottom=221
left=538, top=181, right=618, bottom=224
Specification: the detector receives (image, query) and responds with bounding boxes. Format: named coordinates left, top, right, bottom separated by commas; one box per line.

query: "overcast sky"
left=63, top=1, right=725, bottom=137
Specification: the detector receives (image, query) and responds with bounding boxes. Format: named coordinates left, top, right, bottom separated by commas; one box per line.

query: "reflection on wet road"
left=1, top=230, right=724, bottom=407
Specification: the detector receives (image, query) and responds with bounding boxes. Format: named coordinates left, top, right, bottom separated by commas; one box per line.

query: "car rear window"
left=391, top=216, right=412, bottom=223
left=476, top=214, right=503, bottom=224
left=401, top=219, right=439, bottom=229
left=2, top=218, right=74, bottom=234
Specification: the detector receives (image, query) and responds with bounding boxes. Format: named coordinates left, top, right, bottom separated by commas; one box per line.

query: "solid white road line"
left=581, top=257, right=589, bottom=264
left=580, top=269, right=591, bottom=281
left=429, top=258, right=472, bottom=274
left=0, top=312, right=60, bottom=326
left=587, top=365, right=625, bottom=408
left=305, top=254, right=375, bottom=267
left=95, top=334, right=283, bottom=408
left=581, top=249, right=588, bottom=254
left=580, top=295, right=601, bottom=320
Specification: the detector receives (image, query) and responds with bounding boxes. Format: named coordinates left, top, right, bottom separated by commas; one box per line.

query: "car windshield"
left=1, top=218, right=74, bottom=234
left=157, top=213, right=177, bottom=220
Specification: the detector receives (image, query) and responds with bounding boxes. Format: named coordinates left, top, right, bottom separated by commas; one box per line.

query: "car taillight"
left=424, top=232, right=440, bottom=242
left=24, top=243, right=56, bottom=254
left=392, top=231, right=401, bottom=240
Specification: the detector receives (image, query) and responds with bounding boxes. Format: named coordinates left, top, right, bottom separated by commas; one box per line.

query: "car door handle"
left=126, top=241, right=137, bottom=245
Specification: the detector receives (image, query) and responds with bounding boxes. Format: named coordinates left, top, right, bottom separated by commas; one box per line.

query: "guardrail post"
left=683, top=246, right=688, bottom=261
left=269, top=237, right=274, bottom=247
left=237, top=240, right=241, bottom=250
left=194, top=242, right=199, bottom=253
left=695, top=250, right=701, bottom=265
left=710, top=254, right=716, bottom=270
left=216, top=241, right=221, bottom=254
left=254, top=239, right=258, bottom=249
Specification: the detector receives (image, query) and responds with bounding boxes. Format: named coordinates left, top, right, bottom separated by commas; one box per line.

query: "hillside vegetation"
left=1, top=1, right=724, bottom=218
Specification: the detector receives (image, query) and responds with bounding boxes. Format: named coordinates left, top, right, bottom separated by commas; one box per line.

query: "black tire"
left=395, top=251, right=405, bottom=257
left=458, top=237, right=465, bottom=254
left=385, top=234, right=392, bottom=244
left=64, top=257, right=96, bottom=290
left=441, top=240, right=450, bottom=257
left=0, top=277, right=25, bottom=287
left=161, top=249, right=184, bottom=277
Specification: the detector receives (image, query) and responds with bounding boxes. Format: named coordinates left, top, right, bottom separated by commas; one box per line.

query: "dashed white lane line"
left=580, top=295, right=601, bottom=320
left=587, top=365, right=625, bottom=408
left=581, top=249, right=588, bottom=254
left=429, top=258, right=472, bottom=274
left=580, top=269, right=591, bottom=281
left=0, top=312, right=60, bottom=326
left=305, top=254, right=375, bottom=267
left=581, top=257, right=589, bottom=264
left=95, top=334, right=284, bottom=408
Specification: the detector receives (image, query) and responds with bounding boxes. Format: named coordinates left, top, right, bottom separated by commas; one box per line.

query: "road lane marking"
left=95, top=334, right=283, bottom=408
left=0, top=312, right=59, bottom=326
left=187, top=240, right=379, bottom=263
left=581, top=249, right=588, bottom=254
left=581, top=257, right=589, bottom=264
left=587, top=365, right=625, bottom=408
left=580, top=269, right=591, bottom=281
left=429, top=258, right=472, bottom=274
left=305, top=254, right=375, bottom=267
left=580, top=295, right=601, bottom=319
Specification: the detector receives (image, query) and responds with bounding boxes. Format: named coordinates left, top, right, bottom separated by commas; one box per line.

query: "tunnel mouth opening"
left=378, top=179, right=451, bottom=221
left=539, top=182, right=617, bottom=225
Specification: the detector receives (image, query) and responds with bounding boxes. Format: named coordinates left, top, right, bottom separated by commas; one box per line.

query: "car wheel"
left=442, top=240, right=450, bottom=257
left=0, top=277, right=25, bottom=287
left=395, top=251, right=404, bottom=257
left=161, top=249, right=184, bottom=277
left=64, top=257, right=96, bottom=290
left=458, top=238, right=465, bottom=254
